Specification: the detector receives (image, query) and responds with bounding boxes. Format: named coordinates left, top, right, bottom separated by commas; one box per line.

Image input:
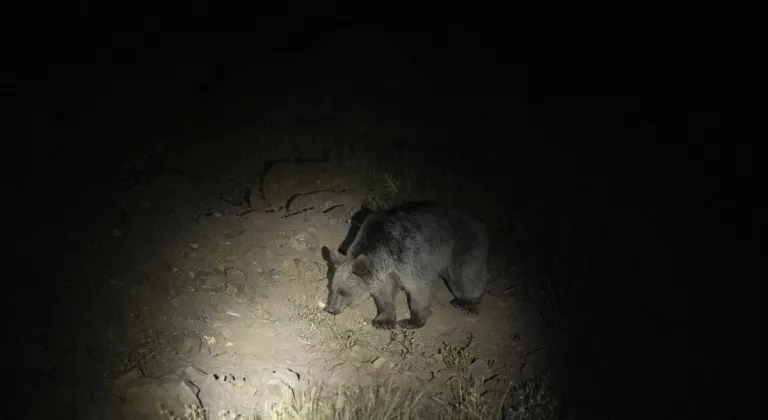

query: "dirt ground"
left=16, top=150, right=555, bottom=419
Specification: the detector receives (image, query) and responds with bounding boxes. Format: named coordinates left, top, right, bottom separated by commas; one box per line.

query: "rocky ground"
left=16, top=153, right=554, bottom=419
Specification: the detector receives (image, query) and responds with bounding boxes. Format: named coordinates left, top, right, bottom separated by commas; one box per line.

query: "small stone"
left=289, top=232, right=318, bottom=251
left=112, top=369, right=141, bottom=394
left=327, top=363, right=358, bottom=387
left=200, top=271, right=225, bottom=289
left=371, top=357, right=387, bottom=369
left=217, top=325, right=234, bottom=340
left=248, top=191, right=268, bottom=210
left=177, top=335, right=201, bottom=355
left=272, top=367, right=301, bottom=389
left=120, top=375, right=201, bottom=420
left=180, top=366, right=207, bottom=383
left=225, top=267, right=248, bottom=285
left=265, top=381, right=294, bottom=400
left=469, top=359, right=492, bottom=382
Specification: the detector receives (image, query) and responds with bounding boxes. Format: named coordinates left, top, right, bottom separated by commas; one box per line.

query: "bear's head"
left=324, top=247, right=373, bottom=315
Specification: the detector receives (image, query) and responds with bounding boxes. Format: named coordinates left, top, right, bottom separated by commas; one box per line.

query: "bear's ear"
left=330, top=249, right=346, bottom=265
left=322, top=246, right=345, bottom=265
left=352, top=254, right=371, bottom=277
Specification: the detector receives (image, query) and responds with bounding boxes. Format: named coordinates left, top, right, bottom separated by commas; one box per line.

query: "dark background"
left=7, top=5, right=740, bottom=419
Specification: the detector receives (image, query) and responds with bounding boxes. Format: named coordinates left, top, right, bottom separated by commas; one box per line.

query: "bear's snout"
left=325, top=305, right=341, bottom=315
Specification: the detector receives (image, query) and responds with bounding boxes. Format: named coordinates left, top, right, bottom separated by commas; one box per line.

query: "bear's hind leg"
left=399, top=286, right=432, bottom=329
left=447, top=261, right=487, bottom=315
left=450, top=296, right=482, bottom=314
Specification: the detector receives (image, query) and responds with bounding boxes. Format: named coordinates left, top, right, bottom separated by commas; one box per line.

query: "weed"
left=439, top=333, right=476, bottom=372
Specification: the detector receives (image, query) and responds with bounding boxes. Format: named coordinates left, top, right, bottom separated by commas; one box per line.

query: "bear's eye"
left=339, top=290, right=348, bottom=297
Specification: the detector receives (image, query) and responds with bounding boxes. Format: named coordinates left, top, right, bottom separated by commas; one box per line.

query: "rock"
left=293, top=258, right=323, bottom=281
left=245, top=367, right=306, bottom=420
left=469, top=359, right=492, bottom=383
left=248, top=189, right=268, bottom=210
left=327, top=363, right=359, bottom=387
left=265, top=381, right=294, bottom=400
left=289, top=232, right=318, bottom=251
left=220, top=182, right=251, bottom=208
left=199, top=270, right=225, bottom=289
left=271, top=367, right=301, bottom=389
left=371, top=357, right=387, bottom=369
left=117, top=374, right=202, bottom=420
left=216, top=325, right=234, bottom=340
left=357, top=374, right=375, bottom=388
left=403, top=371, right=425, bottom=389
left=177, top=335, right=202, bottom=356
left=307, top=358, right=328, bottom=378
left=112, top=369, right=142, bottom=394
left=225, top=267, right=248, bottom=285
left=179, top=366, right=208, bottom=383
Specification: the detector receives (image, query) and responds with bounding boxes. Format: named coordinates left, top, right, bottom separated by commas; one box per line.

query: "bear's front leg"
left=370, top=282, right=397, bottom=330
